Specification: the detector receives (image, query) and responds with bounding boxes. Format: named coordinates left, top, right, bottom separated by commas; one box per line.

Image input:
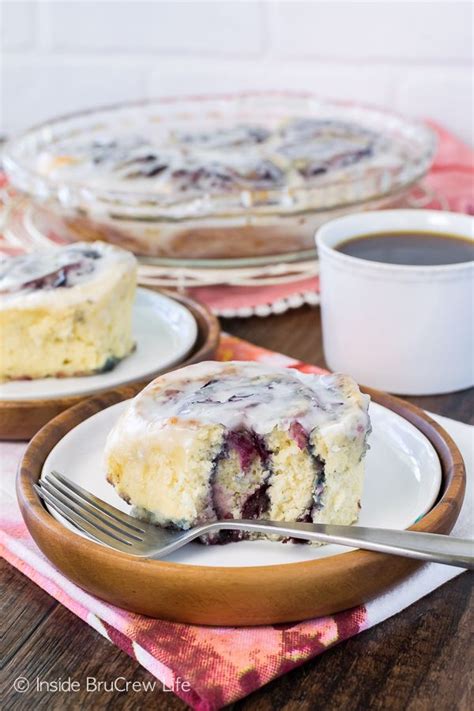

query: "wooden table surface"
left=3, top=306, right=473, bottom=711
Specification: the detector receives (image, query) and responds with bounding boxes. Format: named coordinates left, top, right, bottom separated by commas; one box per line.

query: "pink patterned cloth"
left=1, top=335, right=472, bottom=710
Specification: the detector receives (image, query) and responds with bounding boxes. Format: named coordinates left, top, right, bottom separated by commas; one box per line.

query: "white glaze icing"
left=109, top=361, right=370, bottom=444
left=0, top=241, right=136, bottom=310
left=35, top=118, right=382, bottom=197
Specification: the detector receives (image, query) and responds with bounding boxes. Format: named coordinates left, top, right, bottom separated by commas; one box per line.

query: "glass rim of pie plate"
left=3, top=91, right=437, bottom=226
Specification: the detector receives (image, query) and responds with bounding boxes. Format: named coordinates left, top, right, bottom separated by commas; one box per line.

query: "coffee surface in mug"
left=336, top=231, right=474, bottom=266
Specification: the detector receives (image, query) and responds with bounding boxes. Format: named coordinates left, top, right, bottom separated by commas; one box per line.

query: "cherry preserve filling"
left=297, top=146, right=374, bottom=178
left=286, top=427, right=326, bottom=543
left=171, top=163, right=238, bottom=192
left=203, top=428, right=272, bottom=544
left=289, top=421, right=308, bottom=450
left=0, top=249, right=102, bottom=295
left=171, top=158, right=284, bottom=194
left=122, top=156, right=168, bottom=179
left=201, top=420, right=326, bottom=545
left=288, top=419, right=325, bottom=513
left=226, top=430, right=270, bottom=471
left=239, top=160, right=285, bottom=189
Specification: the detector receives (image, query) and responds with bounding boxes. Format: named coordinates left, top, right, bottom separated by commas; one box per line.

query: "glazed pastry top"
left=112, top=361, right=370, bottom=440
left=36, top=118, right=382, bottom=198
left=0, top=241, right=136, bottom=309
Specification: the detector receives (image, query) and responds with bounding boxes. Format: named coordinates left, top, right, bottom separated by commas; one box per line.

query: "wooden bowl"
left=17, top=388, right=465, bottom=626
left=0, top=290, right=220, bottom=441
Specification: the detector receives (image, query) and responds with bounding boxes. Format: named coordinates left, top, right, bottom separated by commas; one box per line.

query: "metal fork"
left=34, top=471, right=474, bottom=569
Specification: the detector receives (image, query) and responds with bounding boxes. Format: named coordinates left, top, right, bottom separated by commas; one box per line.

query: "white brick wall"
left=271, top=1, right=472, bottom=61
left=1, top=0, right=472, bottom=144
left=47, top=1, right=265, bottom=54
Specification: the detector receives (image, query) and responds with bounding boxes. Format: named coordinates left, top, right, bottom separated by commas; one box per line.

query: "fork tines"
left=34, top=471, right=148, bottom=554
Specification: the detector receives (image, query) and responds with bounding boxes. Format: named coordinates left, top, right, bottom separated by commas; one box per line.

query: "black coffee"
left=336, top=231, right=474, bottom=266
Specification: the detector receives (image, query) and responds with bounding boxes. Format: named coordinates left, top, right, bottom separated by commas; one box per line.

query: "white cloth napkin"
left=364, top=412, right=472, bottom=626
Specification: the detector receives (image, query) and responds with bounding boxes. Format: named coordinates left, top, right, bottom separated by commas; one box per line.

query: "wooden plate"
left=17, top=388, right=465, bottom=626
left=0, top=290, right=220, bottom=441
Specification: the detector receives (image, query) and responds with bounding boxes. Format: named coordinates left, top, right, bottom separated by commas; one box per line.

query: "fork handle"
left=202, top=520, right=474, bottom=569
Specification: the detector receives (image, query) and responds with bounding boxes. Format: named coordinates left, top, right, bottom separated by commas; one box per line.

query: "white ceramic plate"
left=0, top=288, right=197, bottom=401
left=41, top=400, right=442, bottom=567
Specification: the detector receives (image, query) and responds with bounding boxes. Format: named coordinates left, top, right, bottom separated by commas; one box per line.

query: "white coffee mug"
left=316, top=210, right=474, bottom=395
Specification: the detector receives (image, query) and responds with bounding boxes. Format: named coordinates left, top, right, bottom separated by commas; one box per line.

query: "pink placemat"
left=1, top=334, right=472, bottom=710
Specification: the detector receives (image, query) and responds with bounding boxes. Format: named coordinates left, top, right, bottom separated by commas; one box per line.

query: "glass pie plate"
left=2, top=92, right=436, bottom=262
